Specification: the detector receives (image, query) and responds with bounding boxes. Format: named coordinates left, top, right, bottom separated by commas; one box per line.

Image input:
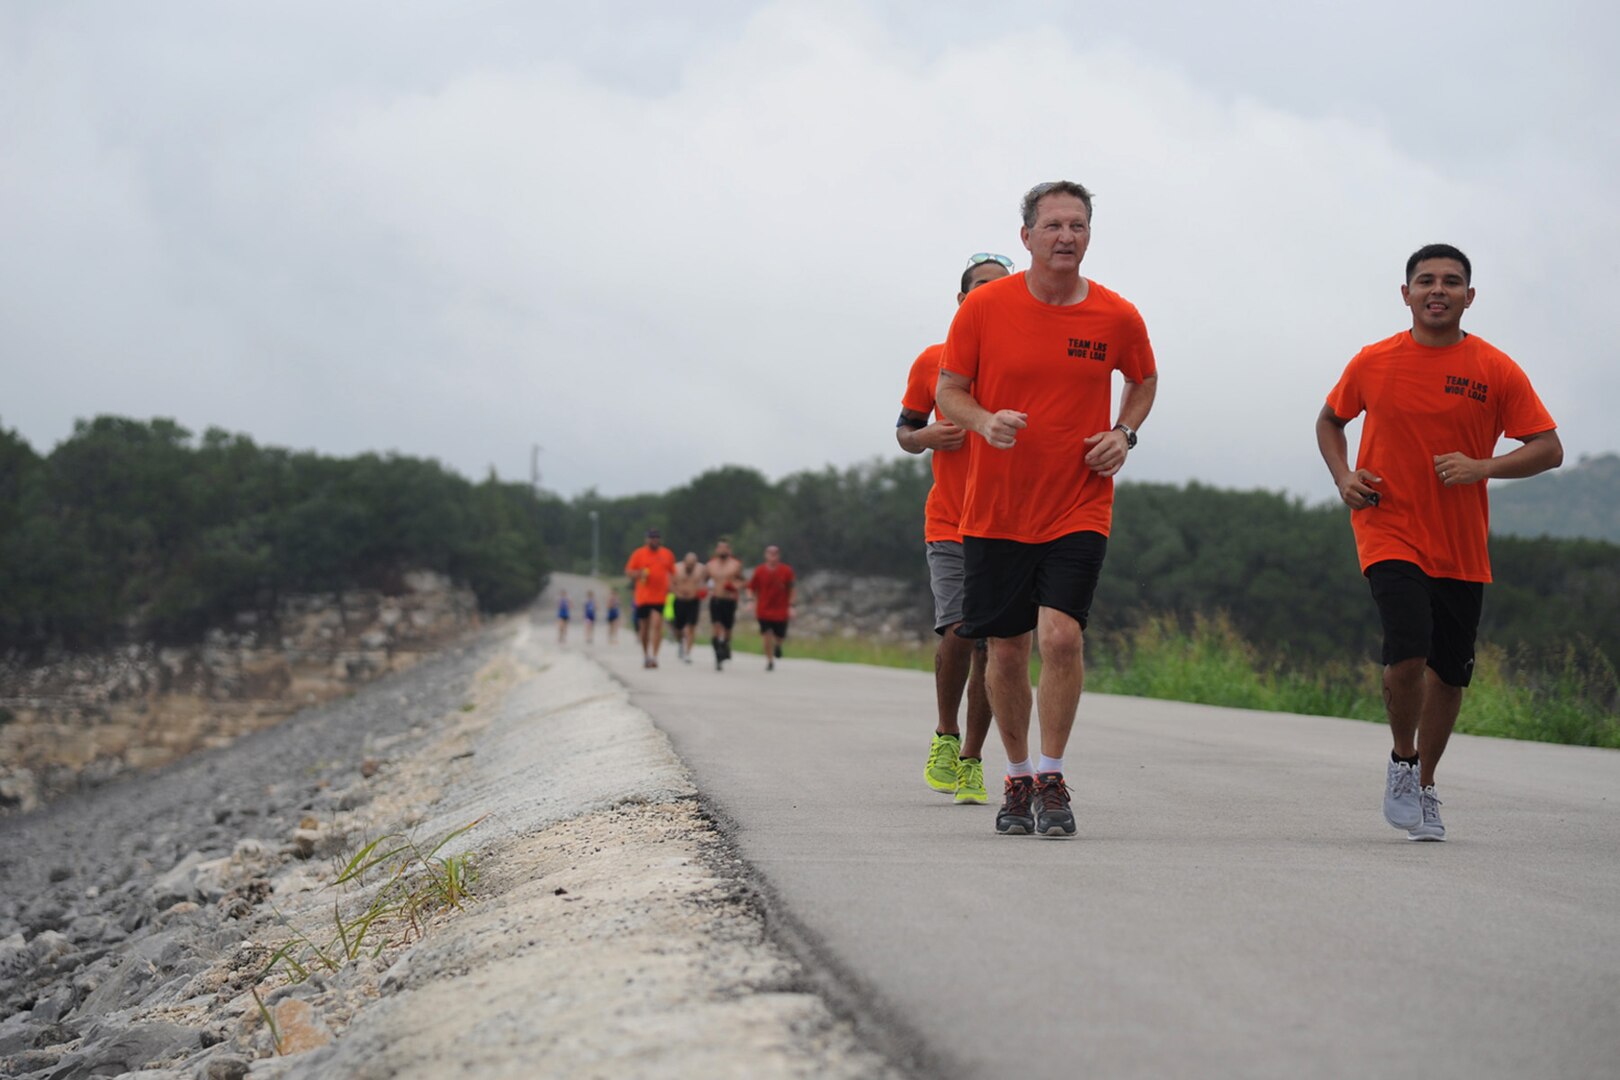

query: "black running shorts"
left=958, top=531, right=1108, bottom=639
left=709, top=598, right=737, bottom=630
left=1366, top=560, right=1483, bottom=687
left=671, top=598, right=701, bottom=629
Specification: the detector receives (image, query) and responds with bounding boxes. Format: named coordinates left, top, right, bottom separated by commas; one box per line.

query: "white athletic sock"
left=1007, top=758, right=1034, bottom=778
left=1037, top=755, right=1063, bottom=775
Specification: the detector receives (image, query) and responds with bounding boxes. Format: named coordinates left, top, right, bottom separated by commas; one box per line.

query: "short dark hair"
left=1021, top=181, right=1094, bottom=228
left=1406, top=243, right=1471, bottom=283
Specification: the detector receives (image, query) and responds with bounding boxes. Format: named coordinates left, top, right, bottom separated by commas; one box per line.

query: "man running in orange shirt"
left=937, top=181, right=1159, bottom=838
left=896, top=253, right=1008, bottom=806
left=1316, top=243, right=1562, bottom=842
left=625, top=528, right=677, bottom=668
left=746, top=545, right=796, bottom=672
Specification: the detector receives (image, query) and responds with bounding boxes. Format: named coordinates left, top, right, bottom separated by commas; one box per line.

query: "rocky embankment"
left=0, top=571, right=480, bottom=814
left=0, top=603, right=900, bottom=1079
left=0, top=627, right=500, bottom=1078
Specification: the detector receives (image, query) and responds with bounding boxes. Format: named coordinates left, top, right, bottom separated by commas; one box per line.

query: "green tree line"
left=554, top=460, right=1620, bottom=701
left=0, top=417, right=551, bottom=649
left=4, top=417, right=1615, bottom=714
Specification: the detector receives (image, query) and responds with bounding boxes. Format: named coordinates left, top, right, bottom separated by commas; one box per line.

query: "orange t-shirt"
left=1325, top=331, right=1556, bottom=583
left=940, top=272, right=1157, bottom=543
left=624, top=545, right=676, bottom=606
left=900, top=343, right=969, bottom=544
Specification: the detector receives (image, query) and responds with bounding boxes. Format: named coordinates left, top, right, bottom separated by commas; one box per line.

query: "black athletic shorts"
left=757, top=619, right=789, bottom=638
left=634, top=602, right=663, bottom=622
left=1366, top=560, right=1483, bottom=687
left=709, top=598, right=738, bottom=630
left=672, top=597, right=701, bottom=629
left=958, top=531, right=1108, bottom=639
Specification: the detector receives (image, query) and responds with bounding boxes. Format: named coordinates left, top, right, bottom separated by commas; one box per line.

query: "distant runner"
left=625, top=528, right=677, bottom=668
left=671, top=552, right=706, bottom=664
left=746, top=545, right=796, bottom=673
left=605, top=588, right=621, bottom=644
left=556, top=590, right=571, bottom=645
left=583, top=589, right=598, bottom=645
left=705, top=537, right=746, bottom=671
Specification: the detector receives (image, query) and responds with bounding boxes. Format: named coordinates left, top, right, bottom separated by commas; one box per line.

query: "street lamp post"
left=589, top=510, right=599, bottom=578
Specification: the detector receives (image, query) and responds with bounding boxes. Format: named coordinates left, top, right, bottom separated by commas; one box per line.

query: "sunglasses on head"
left=968, top=253, right=1014, bottom=269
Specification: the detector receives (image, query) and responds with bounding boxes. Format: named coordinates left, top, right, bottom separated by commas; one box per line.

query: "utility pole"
left=589, top=510, right=600, bottom=577
left=530, top=444, right=542, bottom=491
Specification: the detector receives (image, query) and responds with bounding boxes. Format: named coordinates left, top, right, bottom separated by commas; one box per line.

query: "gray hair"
left=1021, top=181, right=1094, bottom=228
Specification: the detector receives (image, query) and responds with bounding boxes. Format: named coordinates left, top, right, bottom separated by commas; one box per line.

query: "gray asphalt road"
left=579, top=609, right=1620, bottom=1080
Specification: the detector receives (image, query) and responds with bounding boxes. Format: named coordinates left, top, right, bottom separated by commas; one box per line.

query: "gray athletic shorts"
left=926, top=540, right=967, bottom=634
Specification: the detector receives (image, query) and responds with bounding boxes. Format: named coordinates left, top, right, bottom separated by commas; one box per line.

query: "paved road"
left=574, top=594, right=1619, bottom=1080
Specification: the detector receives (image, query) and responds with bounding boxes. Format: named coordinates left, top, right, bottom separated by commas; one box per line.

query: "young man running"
left=670, top=551, right=706, bottom=664
left=937, top=181, right=1158, bottom=837
left=705, top=537, right=746, bottom=670
left=624, top=528, right=677, bottom=668
left=746, top=545, right=796, bottom=672
left=896, top=253, right=1009, bottom=805
left=1316, top=243, right=1562, bottom=841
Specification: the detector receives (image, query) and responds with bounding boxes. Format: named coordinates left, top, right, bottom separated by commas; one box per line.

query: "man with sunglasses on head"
left=937, top=181, right=1158, bottom=838
left=896, top=252, right=1011, bottom=806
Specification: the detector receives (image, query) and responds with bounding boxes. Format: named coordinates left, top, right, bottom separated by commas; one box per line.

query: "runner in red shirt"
left=937, top=181, right=1159, bottom=838
left=1316, top=243, right=1562, bottom=842
left=896, top=253, right=1009, bottom=805
left=746, top=545, right=796, bottom=673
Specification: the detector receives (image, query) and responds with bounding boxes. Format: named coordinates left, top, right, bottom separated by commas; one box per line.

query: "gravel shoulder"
left=0, top=608, right=903, bottom=1079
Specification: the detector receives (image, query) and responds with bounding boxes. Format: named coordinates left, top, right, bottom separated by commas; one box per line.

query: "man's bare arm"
left=1434, top=429, right=1563, bottom=486
left=936, top=370, right=1027, bottom=450
left=895, top=407, right=967, bottom=454
left=1083, top=374, right=1159, bottom=477
left=1316, top=403, right=1382, bottom=509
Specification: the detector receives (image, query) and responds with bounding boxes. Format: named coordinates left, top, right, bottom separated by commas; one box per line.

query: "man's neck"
left=1409, top=323, right=1466, bottom=348
left=1024, top=267, right=1088, bottom=306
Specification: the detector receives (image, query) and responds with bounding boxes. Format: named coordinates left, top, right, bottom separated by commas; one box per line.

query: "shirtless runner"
left=670, top=551, right=707, bottom=664
left=704, top=537, right=746, bottom=671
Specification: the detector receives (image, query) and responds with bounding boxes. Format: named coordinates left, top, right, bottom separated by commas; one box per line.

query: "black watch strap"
left=1114, top=422, right=1138, bottom=449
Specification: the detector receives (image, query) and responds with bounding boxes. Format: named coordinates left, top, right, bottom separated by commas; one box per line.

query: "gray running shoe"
left=1383, top=759, right=1421, bottom=830
left=1033, top=772, right=1076, bottom=838
left=1407, top=786, right=1446, bottom=842
left=996, top=775, right=1036, bottom=835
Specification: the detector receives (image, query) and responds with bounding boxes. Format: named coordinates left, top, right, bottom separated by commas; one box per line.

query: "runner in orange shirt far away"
left=624, top=528, right=677, bottom=669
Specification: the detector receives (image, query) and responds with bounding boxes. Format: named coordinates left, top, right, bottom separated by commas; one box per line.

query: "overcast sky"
left=4, top=0, right=1616, bottom=503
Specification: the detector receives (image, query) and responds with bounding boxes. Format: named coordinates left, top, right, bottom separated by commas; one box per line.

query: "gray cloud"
left=4, top=0, right=1615, bottom=502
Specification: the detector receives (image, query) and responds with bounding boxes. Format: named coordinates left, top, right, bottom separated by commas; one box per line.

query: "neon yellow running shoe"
left=925, top=732, right=961, bottom=793
left=953, top=757, right=988, bottom=804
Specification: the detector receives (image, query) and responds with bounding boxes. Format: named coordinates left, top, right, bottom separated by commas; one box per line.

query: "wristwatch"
left=1113, top=422, right=1138, bottom=449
